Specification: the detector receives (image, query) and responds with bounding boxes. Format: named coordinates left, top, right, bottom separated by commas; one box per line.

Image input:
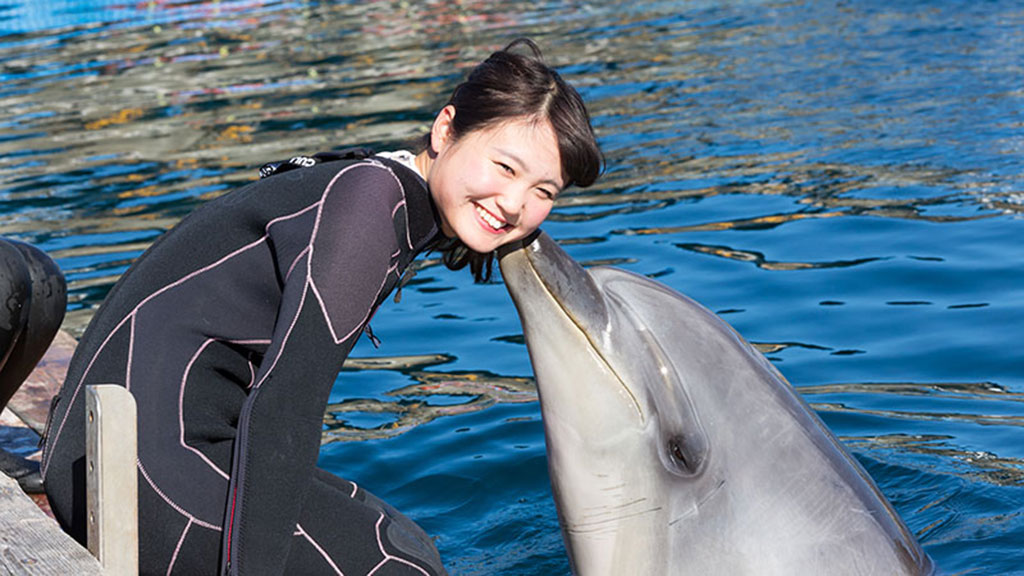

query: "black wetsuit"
left=41, top=153, right=448, bottom=576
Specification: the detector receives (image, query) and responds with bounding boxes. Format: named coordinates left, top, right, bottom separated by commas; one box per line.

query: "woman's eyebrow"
left=495, top=147, right=564, bottom=189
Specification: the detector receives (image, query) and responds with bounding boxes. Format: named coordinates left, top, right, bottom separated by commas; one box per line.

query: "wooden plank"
left=0, top=472, right=103, bottom=574
left=85, top=384, right=138, bottom=575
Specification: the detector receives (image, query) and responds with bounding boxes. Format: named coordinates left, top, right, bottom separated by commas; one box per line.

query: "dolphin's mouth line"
left=522, top=250, right=646, bottom=425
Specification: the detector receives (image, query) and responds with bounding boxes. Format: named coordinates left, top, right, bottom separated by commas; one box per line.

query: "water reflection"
left=2, top=0, right=1014, bottom=326
left=324, top=357, right=1024, bottom=490
left=676, top=242, right=881, bottom=271
left=802, top=381, right=1024, bottom=406
left=320, top=352, right=535, bottom=442
left=324, top=371, right=537, bottom=443
left=1, top=0, right=613, bottom=332
left=808, top=381, right=1024, bottom=487
left=845, top=434, right=1024, bottom=488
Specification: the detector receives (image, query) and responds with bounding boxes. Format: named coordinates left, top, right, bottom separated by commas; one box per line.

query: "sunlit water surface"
left=2, top=0, right=1022, bottom=573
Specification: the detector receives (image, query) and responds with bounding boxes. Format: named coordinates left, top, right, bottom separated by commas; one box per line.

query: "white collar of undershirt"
left=375, top=150, right=424, bottom=180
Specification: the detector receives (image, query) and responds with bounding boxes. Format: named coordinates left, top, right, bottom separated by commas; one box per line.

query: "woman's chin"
left=454, top=224, right=512, bottom=253
left=461, top=238, right=501, bottom=253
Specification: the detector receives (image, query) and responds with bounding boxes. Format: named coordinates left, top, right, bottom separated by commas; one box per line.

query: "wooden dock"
left=0, top=330, right=136, bottom=574
left=0, top=471, right=103, bottom=574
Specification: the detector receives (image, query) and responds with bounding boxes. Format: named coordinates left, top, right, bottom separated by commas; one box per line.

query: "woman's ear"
left=430, top=105, right=456, bottom=154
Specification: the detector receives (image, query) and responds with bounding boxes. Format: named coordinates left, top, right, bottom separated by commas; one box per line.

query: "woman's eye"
left=497, top=162, right=514, bottom=175
left=537, top=188, right=555, bottom=200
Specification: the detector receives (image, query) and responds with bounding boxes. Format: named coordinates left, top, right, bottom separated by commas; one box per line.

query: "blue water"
left=2, top=0, right=1022, bottom=573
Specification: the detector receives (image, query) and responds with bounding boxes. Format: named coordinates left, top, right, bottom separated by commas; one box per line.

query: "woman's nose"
left=495, top=185, right=525, bottom=224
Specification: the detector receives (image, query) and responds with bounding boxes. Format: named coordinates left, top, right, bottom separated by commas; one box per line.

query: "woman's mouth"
left=475, top=203, right=507, bottom=232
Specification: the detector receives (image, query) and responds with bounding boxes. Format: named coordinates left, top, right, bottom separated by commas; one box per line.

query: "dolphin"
left=498, top=232, right=934, bottom=576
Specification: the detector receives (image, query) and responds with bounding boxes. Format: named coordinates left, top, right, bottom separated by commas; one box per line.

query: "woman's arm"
left=221, top=162, right=405, bottom=575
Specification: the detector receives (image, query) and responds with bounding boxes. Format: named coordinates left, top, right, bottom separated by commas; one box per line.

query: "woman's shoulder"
left=214, top=152, right=399, bottom=213
left=257, top=147, right=376, bottom=179
left=262, top=151, right=418, bottom=200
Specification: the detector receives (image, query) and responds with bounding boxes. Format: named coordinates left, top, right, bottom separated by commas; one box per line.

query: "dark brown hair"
left=427, top=38, right=603, bottom=282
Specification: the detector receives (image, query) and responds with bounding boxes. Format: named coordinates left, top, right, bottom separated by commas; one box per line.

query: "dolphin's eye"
left=671, top=441, right=686, bottom=463
left=667, top=436, right=704, bottom=476
left=669, top=439, right=688, bottom=466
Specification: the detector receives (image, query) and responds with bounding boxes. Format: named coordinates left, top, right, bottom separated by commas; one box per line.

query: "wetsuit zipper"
left=221, top=383, right=261, bottom=575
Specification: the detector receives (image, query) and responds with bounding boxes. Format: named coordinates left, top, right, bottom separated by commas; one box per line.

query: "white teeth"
left=475, top=204, right=505, bottom=230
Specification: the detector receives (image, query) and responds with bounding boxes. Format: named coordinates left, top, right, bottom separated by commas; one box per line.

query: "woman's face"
left=422, top=106, right=564, bottom=254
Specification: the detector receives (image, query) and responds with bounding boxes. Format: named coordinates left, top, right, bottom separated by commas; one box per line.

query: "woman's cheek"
left=460, top=161, right=491, bottom=193
left=525, top=200, right=553, bottom=230
left=480, top=172, right=504, bottom=197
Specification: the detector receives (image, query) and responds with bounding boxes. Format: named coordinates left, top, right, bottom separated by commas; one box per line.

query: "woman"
left=41, top=38, right=602, bottom=575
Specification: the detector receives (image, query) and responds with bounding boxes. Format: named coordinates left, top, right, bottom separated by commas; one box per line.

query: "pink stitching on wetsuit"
left=246, top=357, right=256, bottom=390
left=284, top=246, right=310, bottom=283
left=167, top=518, right=192, bottom=576
left=377, top=162, right=413, bottom=251
left=390, top=199, right=413, bottom=251
left=308, top=261, right=398, bottom=345
left=138, top=459, right=221, bottom=531
left=307, top=163, right=367, bottom=251
left=43, top=185, right=327, bottom=475
left=126, top=314, right=136, bottom=391
left=294, top=523, right=345, bottom=575
left=304, top=162, right=404, bottom=345
left=265, top=202, right=319, bottom=234
left=178, top=336, right=271, bottom=473
left=41, top=311, right=133, bottom=477
left=253, top=161, right=407, bottom=383
left=228, top=339, right=274, bottom=346
left=45, top=159, right=436, bottom=573
left=180, top=339, right=230, bottom=480
left=43, top=235, right=274, bottom=476
left=250, top=162, right=379, bottom=384
left=253, top=279, right=310, bottom=390
left=368, top=513, right=430, bottom=576
left=135, top=236, right=273, bottom=322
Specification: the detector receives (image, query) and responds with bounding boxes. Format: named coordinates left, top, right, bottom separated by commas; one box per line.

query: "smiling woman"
left=39, top=38, right=602, bottom=576
left=425, top=113, right=563, bottom=251
left=420, top=38, right=604, bottom=281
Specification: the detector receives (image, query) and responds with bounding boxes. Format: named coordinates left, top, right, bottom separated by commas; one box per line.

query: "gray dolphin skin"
left=498, top=232, right=934, bottom=576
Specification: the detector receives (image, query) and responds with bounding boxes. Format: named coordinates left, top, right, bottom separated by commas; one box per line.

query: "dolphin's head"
left=499, top=232, right=729, bottom=572
left=498, top=232, right=933, bottom=575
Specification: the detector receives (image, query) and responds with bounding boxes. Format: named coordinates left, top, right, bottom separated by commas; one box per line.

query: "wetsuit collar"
left=375, top=154, right=443, bottom=254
